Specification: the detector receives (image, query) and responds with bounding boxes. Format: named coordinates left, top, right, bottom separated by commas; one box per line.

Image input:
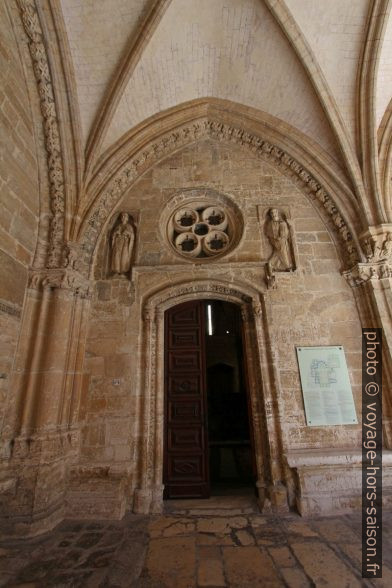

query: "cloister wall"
left=77, top=139, right=362, bottom=515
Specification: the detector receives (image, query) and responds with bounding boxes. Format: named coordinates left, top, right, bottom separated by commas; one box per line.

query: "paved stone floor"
left=1, top=496, right=392, bottom=587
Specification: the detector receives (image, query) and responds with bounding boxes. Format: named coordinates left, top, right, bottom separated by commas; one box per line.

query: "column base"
left=133, top=485, right=164, bottom=514
left=269, top=482, right=289, bottom=513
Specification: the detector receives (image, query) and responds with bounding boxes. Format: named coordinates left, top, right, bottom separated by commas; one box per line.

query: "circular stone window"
left=164, top=189, right=244, bottom=261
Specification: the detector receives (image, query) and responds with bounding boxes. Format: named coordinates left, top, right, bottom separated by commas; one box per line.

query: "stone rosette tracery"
left=165, top=192, right=242, bottom=261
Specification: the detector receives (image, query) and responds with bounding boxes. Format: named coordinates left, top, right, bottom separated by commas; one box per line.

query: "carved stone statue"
left=110, top=212, right=135, bottom=276
left=381, top=233, right=392, bottom=260
left=265, top=208, right=293, bottom=271
left=363, top=238, right=374, bottom=260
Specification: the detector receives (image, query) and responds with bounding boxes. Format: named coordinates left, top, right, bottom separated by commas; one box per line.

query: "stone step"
left=164, top=494, right=260, bottom=516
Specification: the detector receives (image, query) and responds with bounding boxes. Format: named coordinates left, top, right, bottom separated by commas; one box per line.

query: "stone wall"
left=78, top=139, right=362, bottom=515
left=0, top=2, right=39, bottom=434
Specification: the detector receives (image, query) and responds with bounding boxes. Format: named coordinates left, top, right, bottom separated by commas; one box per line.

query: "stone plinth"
left=286, top=448, right=392, bottom=515
left=66, top=466, right=131, bottom=520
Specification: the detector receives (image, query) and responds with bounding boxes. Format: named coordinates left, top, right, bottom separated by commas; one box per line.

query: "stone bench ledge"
left=285, top=448, right=392, bottom=468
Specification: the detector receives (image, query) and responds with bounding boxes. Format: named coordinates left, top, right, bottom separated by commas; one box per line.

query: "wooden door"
left=164, top=300, right=210, bottom=499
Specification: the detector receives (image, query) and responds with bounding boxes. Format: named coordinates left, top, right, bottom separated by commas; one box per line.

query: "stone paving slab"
left=1, top=508, right=392, bottom=587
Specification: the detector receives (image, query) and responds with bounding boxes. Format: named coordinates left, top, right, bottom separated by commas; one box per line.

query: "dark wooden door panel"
left=168, top=399, right=203, bottom=422
left=168, top=305, right=200, bottom=327
left=168, top=375, right=201, bottom=395
left=168, top=350, right=202, bottom=372
left=168, top=427, right=203, bottom=451
left=164, top=300, right=209, bottom=499
left=168, top=455, right=205, bottom=479
left=169, top=328, right=201, bottom=348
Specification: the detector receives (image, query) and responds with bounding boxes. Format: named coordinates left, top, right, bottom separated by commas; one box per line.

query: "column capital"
left=143, top=305, right=155, bottom=323
left=359, top=225, right=392, bottom=264
left=343, top=261, right=392, bottom=288
left=28, top=268, right=92, bottom=298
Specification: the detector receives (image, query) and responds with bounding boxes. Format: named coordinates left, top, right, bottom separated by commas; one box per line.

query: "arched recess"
left=132, top=279, right=285, bottom=514
left=77, top=99, right=366, bottom=280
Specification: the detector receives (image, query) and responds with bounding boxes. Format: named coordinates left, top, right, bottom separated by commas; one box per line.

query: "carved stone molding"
left=146, top=281, right=254, bottom=310
left=18, top=0, right=65, bottom=269
left=81, top=119, right=360, bottom=275
left=28, top=268, right=91, bottom=298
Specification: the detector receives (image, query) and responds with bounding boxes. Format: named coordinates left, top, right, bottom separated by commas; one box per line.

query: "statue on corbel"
left=109, top=211, right=136, bottom=279
left=260, top=207, right=295, bottom=289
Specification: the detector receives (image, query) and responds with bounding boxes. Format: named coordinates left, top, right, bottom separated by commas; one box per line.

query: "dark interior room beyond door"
left=163, top=299, right=255, bottom=499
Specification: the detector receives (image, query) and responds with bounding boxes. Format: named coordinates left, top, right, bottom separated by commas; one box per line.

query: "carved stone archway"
left=132, top=279, right=286, bottom=514
left=79, top=103, right=364, bottom=280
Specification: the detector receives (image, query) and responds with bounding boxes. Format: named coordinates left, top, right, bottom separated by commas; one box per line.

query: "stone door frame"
left=133, top=279, right=284, bottom=514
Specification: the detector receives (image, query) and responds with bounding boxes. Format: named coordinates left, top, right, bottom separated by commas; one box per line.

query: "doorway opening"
left=206, top=300, right=254, bottom=496
left=163, top=299, right=255, bottom=500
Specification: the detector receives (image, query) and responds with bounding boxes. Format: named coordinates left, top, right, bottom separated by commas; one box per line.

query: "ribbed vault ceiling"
left=56, top=0, right=391, bottom=226
left=60, top=0, right=154, bottom=143
left=100, top=0, right=339, bottom=159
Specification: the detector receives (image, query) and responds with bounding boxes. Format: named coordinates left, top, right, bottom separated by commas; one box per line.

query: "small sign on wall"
left=296, top=346, right=358, bottom=426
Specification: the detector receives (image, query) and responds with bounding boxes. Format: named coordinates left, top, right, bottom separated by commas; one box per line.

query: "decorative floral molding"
left=81, top=119, right=360, bottom=275
left=18, top=0, right=65, bottom=269
left=144, top=281, right=254, bottom=316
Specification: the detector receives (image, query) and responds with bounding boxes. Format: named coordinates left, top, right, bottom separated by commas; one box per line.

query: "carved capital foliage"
left=344, top=226, right=392, bottom=286
left=28, top=267, right=91, bottom=298
left=143, top=306, right=155, bottom=323
left=18, top=0, right=65, bottom=268
left=360, top=229, right=392, bottom=265
left=81, top=119, right=360, bottom=275
left=343, top=261, right=392, bottom=287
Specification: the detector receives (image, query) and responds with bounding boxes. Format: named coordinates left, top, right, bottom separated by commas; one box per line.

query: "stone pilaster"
left=133, top=305, right=156, bottom=514
left=344, top=227, right=392, bottom=448
left=0, top=267, right=91, bottom=537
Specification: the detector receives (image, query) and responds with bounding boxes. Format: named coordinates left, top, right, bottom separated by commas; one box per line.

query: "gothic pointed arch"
left=77, top=99, right=365, bottom=279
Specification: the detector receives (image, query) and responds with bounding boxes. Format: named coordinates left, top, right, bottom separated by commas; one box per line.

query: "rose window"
left=169, top=205, right=231, bottom=259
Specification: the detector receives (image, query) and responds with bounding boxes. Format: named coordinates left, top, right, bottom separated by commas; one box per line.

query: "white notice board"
left=296, top=346, right=358, bottom=426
